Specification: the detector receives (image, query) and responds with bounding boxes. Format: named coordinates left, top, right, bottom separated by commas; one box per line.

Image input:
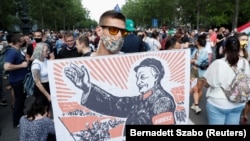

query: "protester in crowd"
left=26, top=29, right=55, bottom=63
left=235, top=32, right=250, bottom=124
left=3, top=34, right=15, bottom=108
left=236, top=32, right=249, bottom=61
left=64, top=11, right=176, bottom=135
left=190, top=34, right=209, bottom=114
left=188, top=30, right=197, bottom=54
left=75, top=34, right=92, bottom=56
left=19, top=98, right=55, bottom=141
left=55, top=33, right=64, bottom=56
left=90, top=10, right=128, bottom=57
left=203, top=36, right=250, bottom=125
left=31, top=42, right=51, bottom=104
left=204, top=33, right=213, bottom=65
left=20, top=34, right=32, bottom=54
left=164, top=36, right=181, bottom=50
left=181, top=29, right=190, bottom=49
left=215, top=27, right=226, bottom=59
left=4, top=33, right=29, bottom=128
left=57, top=31, right=82, bottom=58
left=142, top=30, right=153, bottom=51
left=42, top=33, right=55, bottom=60
left=120, top=19, right=145, bottom=53
left=150, top=30, right=161, bottom=51
left=137, top=30, right=150, bottom=51
left=86, top=30, right=96, bottom=51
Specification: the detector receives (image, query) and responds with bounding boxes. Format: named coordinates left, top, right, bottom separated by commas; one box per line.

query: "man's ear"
left=95, top=26, right=102, bottom=37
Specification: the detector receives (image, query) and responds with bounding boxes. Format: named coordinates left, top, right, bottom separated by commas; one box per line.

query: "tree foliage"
left=1, top=0, right=250, bottom=32
left=122, top=0, right=250, bottom=30
left=0, top=0, right=97, bottom=32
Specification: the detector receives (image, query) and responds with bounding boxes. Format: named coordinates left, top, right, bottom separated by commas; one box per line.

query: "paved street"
left=0, top=77, right=35, bottom=141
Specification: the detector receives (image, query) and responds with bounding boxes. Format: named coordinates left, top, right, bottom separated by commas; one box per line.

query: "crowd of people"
left=0, top=9, right=250, bottom=140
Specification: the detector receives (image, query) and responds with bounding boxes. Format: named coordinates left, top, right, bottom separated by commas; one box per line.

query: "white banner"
left=48, top=49, right=190, bottom=141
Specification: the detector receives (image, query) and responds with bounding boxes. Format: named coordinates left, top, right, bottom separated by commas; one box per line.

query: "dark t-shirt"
left=57, top=44, right=82, bottom=59
left=27, top=41, right=54, bottom=57
left=121, top=34, right=144, bottom=53
left=4, top=48, right=29, bottom=83
left=216, top=33, right=224, bottom=47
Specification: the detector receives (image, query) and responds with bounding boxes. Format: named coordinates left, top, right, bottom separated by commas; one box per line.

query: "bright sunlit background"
left=81, top=0, right=126, bottom=22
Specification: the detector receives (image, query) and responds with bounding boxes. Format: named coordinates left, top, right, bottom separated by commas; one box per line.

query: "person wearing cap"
left=120, top=19, right=145, bottom=53
left=65, top=58, right=176, bottom=127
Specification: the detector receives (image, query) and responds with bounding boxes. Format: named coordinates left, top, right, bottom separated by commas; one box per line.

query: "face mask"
left=100, top=35, right=124, bottom=53
left=240, top=41, right=248, bottom=49
left=0, top=45, right=3, bottom=49
left=34, top=38, right=42, bottom=43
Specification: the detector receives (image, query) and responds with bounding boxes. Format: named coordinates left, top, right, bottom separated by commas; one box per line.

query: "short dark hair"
left=6, top=34, right=13, bottom=43
left=11, top=33, right=23, bottom=45
left=77, top=34, right=89, bottom=47
left=197, top=34, right=206, bottom=47
left=165, top=37, right=177, bottom=50
left=151, top=30, right=159, bottom=39
left=34, top=29, right=44, bottom=36
left=99, top=10, right=126, bottom=26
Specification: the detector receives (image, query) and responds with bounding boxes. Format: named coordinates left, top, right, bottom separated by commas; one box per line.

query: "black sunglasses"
left=100, top=25, right=128, bottom=37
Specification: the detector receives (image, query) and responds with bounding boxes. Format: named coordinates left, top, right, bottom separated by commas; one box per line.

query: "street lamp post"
left=20, top=0, right=30, bottom=34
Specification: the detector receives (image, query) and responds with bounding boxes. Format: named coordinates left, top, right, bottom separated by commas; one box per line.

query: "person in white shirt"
left=203, top=36, right=250, bottom=125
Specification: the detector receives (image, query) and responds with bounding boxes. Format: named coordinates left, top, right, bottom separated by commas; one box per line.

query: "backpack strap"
left=241, top=59, right=246, bottom=72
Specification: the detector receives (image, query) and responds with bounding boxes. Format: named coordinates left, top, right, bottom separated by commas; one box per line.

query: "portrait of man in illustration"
left=64, top=58, right=176, bottom=125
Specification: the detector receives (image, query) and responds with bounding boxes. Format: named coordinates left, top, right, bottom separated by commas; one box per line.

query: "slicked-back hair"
left=77, top=34, right=89, bottom=47
left=99, top=10, right=126, bottom=26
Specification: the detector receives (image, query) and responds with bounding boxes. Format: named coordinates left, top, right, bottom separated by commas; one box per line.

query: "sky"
left=81, top=0, right=126, bottom=22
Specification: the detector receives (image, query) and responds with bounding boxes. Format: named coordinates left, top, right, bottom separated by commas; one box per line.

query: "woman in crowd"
left=190, top=34, right=209, bottom=114
left=31, top=42, right=51, bottom=107
left=203, top=36, right=250, bottom=125
left=235, top=32, right=250, bottom=124
left=19, top=98, right=55, bottom=141
left=164, top=36, right=181, bottom=50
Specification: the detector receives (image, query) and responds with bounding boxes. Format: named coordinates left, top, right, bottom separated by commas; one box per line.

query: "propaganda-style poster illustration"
left=48, top=49, right=190, bottom=141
